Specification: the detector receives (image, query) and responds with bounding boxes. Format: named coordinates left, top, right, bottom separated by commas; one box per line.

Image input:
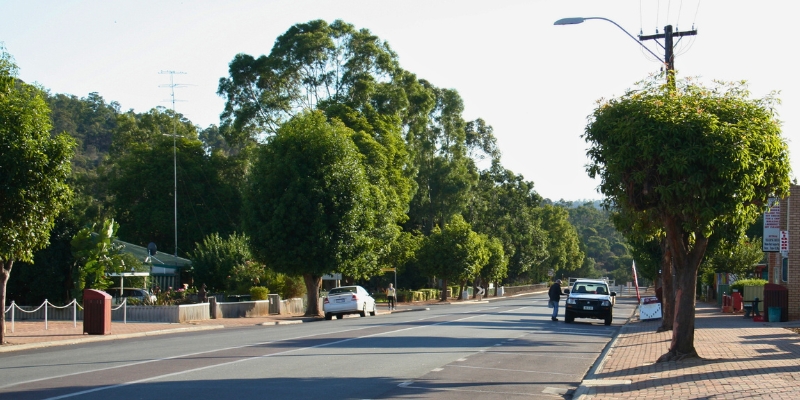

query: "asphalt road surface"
left=0, top=294, right=637, bottom=400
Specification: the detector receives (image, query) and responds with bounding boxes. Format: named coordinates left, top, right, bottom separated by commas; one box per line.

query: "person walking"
left=548, top=279, right=564, bottom=321
left=387, top=283, right=396, bottom=310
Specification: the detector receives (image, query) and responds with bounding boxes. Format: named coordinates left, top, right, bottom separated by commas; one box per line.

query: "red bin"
left=83, top=289, right=111, bottom=335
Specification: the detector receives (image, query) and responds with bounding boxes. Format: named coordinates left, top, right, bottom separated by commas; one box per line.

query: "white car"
left=323, top=285, right=377, bottom=320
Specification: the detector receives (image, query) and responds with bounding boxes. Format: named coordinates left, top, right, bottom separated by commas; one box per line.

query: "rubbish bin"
left=83, top=289, right=111, bottom=335
left=768, top=307, right=782, bottom=323
left=497, top=287, right=505, bottom=297
left=763, top=283, right=788, bottom=322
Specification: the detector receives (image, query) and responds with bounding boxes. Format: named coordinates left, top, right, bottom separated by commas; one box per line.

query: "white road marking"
left=42, top=313, right=488, bottom=399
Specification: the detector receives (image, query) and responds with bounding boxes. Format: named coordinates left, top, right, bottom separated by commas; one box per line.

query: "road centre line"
left=12, top=308, right=490, bottom=391
left=1, top=324, right=374, bottom=391
left=42, top=311, right=494, bottom=399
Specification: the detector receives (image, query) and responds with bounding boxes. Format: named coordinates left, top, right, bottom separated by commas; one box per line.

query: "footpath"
left=575, top=301, right=800, bottom=399
left=4, top=293, right=800, bottom=399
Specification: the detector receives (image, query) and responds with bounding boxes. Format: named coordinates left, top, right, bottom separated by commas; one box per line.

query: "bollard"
left=209, top=297, right=217, bottom=319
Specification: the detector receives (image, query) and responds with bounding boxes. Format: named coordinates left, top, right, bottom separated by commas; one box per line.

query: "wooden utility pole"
left=639, top=25, right=698, bottom=89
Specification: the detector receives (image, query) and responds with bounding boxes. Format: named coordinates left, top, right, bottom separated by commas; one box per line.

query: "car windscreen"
left=329, top=287, right=357, bottom=295
left=572, top=283, right=609, bottom=294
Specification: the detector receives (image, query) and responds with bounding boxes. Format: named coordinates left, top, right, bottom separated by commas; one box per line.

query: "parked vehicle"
left=105, top=287, right=157, bottom=304
left=323, top=285, right=376, bottom=320
left=563, top=279, right=616, bottom=326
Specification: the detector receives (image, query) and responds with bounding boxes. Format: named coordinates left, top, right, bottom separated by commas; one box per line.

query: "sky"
left=2, top=0, right=797, bottom=202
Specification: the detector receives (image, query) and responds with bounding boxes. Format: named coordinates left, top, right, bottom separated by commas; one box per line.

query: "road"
left=0, top=293, right=637, bottom=400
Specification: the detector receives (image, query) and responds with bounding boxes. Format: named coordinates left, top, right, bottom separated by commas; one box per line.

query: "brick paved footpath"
left=578, top=302, right=800, bottom=399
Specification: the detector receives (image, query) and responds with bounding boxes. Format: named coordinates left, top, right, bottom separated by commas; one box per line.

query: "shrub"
left=250, top=286, right=269, bottom=300
left=731, top=278, right=767, bottom=293
left=418, top=289, right=440, bottom=301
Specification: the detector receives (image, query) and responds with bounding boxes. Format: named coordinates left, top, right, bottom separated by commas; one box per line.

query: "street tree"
left=417, top=215, right=489, bottom=301
left=584, top=75, right=790, bottom=361
left=538, top=205, right=584, bottom=282
left=243, top=111, right=380, bottom=316
left=1, top=48, right=75, bottom=343
left=466, top=161, right=548, bottom=285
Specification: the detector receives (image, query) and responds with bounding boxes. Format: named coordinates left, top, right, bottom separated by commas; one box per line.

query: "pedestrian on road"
left=387, top=283, right=396, bottom=310
left=548, top=279, right=564, bottom=321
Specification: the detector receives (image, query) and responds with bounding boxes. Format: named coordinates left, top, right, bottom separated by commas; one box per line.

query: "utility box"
left=268, top=294, right=281, bottom=314
left=83, top=289, right=111, bottom=335
left=763, top=283, right=788, bottom=322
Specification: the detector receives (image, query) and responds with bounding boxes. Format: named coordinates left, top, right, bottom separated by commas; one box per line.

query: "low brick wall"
left=500, top=284, right=547, bottom=296
left=216, top=300, right=271, bottom=318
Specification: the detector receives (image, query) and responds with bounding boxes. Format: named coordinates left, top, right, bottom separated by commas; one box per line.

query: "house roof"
left=115, top=240, right=192, bottom=269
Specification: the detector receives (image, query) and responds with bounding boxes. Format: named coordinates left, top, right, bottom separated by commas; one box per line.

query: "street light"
left=554, top=17, right=665, bottom=65
left=554, top=17, right=697, bottom=89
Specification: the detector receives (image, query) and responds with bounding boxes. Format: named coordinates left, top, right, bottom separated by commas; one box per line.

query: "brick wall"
left=788, top=185, right=800, bottom=320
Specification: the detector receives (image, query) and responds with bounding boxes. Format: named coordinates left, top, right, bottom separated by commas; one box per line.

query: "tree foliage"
left=584, top=75, right=791, bottom=361
left=466, top=161, right=547, bottom=284
left=70, top=218, right=144, bottom=299
left=105, top=108, right=243, bottom=257
left=243, top=111, right=380, bottom=316
left=190, top=232, right=254, bottom=293
left=417, top=215, right=489, bottom=301
left=1, top=47, right=75, bottom=343
left=537, top=205, right=584, bottom=282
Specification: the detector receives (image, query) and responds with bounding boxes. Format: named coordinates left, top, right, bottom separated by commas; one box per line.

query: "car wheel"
left=604, top=311, right=613, bottom=326
left=336, top=313, right=343, bottom=319
left=325, top=313, right=332, bottom=320
left=565, top=311, right=574, bottom=323
left=360, top=304, right=367, bottom=317
left=369, top=303, right=377, bottom=316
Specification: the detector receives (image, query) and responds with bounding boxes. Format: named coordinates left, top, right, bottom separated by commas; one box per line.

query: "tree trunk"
left=303, top=273, right=322, bottom=317
left=657, top=238, right=674, bottom=332
left=1, top=259, right=13, bottom=344
left=657, top=218, right=708, bottom=362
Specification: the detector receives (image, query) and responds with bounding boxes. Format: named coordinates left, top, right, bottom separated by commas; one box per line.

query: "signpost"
left=763, top=198, right=781, bottom=252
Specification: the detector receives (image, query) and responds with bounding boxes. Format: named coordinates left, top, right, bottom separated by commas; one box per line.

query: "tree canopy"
left=584, top=75, right=791, bottom=361
left=243, top=111, right=381, bottom=315
left=1, top=47, right=76, bottom=343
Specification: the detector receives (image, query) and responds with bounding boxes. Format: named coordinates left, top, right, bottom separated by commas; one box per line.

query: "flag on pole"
left=632, top=260, right=641, bottom=304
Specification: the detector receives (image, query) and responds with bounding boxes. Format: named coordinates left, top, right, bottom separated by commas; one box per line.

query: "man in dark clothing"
left=548, top=279, right=565, bottom=321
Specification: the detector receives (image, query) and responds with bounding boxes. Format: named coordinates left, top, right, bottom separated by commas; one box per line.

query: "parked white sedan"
left=323, top=285, right=377, bottom=320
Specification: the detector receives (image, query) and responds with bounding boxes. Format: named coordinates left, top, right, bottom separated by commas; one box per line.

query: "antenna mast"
left=159, top=70, right=187, bottom=264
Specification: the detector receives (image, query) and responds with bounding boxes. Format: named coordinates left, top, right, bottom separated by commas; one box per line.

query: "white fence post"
left=44, top=299, right=48, bottom=330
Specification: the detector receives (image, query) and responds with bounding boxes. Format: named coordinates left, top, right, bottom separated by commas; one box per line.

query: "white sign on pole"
left=763, top=198, right=781, bottom=252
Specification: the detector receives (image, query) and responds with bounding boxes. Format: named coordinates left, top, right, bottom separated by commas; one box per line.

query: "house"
left=115, top=240, right=192, bottom=291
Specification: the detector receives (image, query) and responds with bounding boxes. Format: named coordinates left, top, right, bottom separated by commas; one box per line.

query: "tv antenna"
left=158, top=70, right=188, bottom=264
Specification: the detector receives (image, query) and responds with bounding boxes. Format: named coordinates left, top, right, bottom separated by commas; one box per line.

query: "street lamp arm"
left=554, top=17, right=665, bottom=64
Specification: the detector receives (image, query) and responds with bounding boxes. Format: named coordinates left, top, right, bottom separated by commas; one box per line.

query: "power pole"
left=639, top=25, right=698, bottom=89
